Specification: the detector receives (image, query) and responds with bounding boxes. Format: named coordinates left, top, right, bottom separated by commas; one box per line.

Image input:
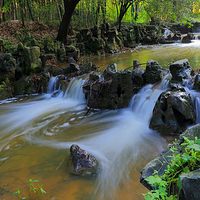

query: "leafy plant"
left=12, top=179, right=46, bottom=200
left=143, top=136, right=200, bottom=200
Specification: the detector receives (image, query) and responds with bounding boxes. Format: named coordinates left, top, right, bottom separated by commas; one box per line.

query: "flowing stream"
left=1, top=41, right=200, bottom=199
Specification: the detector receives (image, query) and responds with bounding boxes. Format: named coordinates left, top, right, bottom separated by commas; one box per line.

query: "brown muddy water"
left=0, top=41, right=200, bottom=200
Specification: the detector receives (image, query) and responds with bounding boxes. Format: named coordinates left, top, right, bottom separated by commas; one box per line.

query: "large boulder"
left=69, top=144, right=98, bottom=176
left=141, top=124, right=200, bottom=196
left=143, top=60, right=163, bottom=84
left=0, top=53, right=16, bottom=82
left=150, top=89, right=196, bottom=135
left=169, top=59, right=191, bottom=83
left=84, top=64, right=134, bottom=109
left=24, top=46, right=42, bottom=75
left=180, top=169, right=200, bottom=200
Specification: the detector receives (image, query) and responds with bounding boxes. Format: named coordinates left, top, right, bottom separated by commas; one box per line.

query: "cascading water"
left=185, top=88, right=200, bottom=124
left=0, top=77, right=86, bottom=151
left=24, top=74, right=171, bottom=199
left=47, top=76, right=59, bottom=94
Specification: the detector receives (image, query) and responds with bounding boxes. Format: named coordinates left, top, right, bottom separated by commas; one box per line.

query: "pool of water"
left=94, top=40, right=200, bottom=70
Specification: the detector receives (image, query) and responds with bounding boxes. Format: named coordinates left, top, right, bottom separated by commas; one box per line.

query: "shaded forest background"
left=0, top=0, right=200, bottom=43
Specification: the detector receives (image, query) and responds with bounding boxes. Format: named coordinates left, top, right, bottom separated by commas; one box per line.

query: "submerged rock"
left=70, top=144, right=98, bottom=176
left=150, top=89, right=196, bottom=134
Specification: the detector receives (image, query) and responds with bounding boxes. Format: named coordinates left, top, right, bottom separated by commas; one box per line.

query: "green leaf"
left=177, top=177, right=182, bottom=190
left=40, top=187, right=46, bottom=194
left=188, top=144, right=200, bottom=151
left=13, top=189, right=21, bottom=195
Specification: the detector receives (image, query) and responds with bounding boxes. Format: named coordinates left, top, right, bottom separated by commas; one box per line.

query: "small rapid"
left=23, top=74, right=171, bottom=199
left=0, top=77, right=86, bottom=151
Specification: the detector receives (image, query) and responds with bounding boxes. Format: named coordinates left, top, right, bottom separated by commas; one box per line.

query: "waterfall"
left=0, top=77, right=86, bottom=151
left=64, top=77, right=86, bottom=102
left=47, top=76, right=59, bottom=94
left=185, top=88, right=200, bottom=124
left=25, top=74, right=171, bottom=199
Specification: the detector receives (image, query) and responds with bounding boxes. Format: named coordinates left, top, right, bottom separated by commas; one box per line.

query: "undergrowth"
left=143, top=136, right=200, bottom=200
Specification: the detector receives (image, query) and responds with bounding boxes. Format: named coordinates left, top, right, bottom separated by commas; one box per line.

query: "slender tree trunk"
left=118, top=1, right=132, bottom=31
left=102, top=0, right=106, bottom=24
left=20, top=1, right=25, bottom=26
left=2, top=0, right=5, bottom=21
left=57, top=0, right=80, bottom=43
left=27, top=0, right=34, bottom=21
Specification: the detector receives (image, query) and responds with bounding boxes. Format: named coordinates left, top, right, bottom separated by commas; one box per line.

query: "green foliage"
left=12, top=179, right=46, bottom=200
left=143, top=136, right=200, bottom=200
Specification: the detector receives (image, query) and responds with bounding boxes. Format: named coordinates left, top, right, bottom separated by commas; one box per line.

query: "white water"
left=185, top=88, right=200, bottom=124
left=0, top=77, right=86, bottom=151
left=22, top=74, right=171, bottom=199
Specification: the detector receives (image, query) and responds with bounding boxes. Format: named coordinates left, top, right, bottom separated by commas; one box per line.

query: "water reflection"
left=94, top=40, right=200, bottom=70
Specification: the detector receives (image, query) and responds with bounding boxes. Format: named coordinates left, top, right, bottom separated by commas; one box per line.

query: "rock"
left=0, top=53, right=16, bottom=82
left=80, top=28, right=92, bottom=41
left=57, top=46, right=66, bottom=61
left=84, top=64, right=134, bottom=109
left=66, top=45, right=79, bottom=61
left=150, top=89, right=196, bottom=135
left=131, top=67, right=145, bottom=86
left=70, top=144, right=98, bottom=176
left=169, top=59, right=191, bottom=83
left=91, top=25, right=101, bottom=38
left=89, top=72, right=99, bottom=81
left=180, top=169, right=200, bottom=200
left=141, top=123, right=200, bottom=193
left=194, top=74, right=200, bottom=91
left=103, top=63, right=117, bottom=77
left=181, top=33, right=194, bottom=43
left=64, top=63, right=80, bottom=74
left=85, top=37, right=105, bottom=54
left=144, top=60, right=163, bottom=84
left=24, top=46, right=42, bottom=75
left=66, top=45, right=77, bottom=52
left=44, top=39, right=58, bottom=53
left=0, top=81, right=13, bottom=100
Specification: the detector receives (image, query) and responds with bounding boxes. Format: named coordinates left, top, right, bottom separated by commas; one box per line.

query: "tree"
left=57, top=0, right=81, bottom=43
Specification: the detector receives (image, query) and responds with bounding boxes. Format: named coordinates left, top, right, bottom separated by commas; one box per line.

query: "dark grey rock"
left=180, top=169, right=200, bottom=200
left=144, top=60, right=163, bottom=84
left=194, top=74, right=200, bottom=92
left=141, top=123, right=200, bottom=191
left=150, top=90, right=196, bottom=135
left=70, top=144, right=98, bottom=176
left=169, top=59, right=191, bottom=83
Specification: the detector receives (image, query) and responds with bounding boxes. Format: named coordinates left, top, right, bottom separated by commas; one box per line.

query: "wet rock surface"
left=143, top=60, right=163, bottom=84
left=70, top=144, right=98, bottom=176
left=141, top=124, right=200, bottom=193
left=180, top=169, right=200, bottom=200
left=150, top=89, right=196, bottom=135
left=169, top=59, right=192, bottom=83
left=84, top=64, right=134, bottom=109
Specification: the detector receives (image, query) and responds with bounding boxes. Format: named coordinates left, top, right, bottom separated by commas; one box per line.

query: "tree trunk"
left=2, top=0, right=5, bottom=21
left=26, top=0, right=34, bottom=21
left=118, top=1, right=132, bottom=31
left=57, top=0, right=80, bottom=43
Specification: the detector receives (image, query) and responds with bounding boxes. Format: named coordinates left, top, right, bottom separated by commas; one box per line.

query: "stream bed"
left=0, top=41, right=200, bottom=200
